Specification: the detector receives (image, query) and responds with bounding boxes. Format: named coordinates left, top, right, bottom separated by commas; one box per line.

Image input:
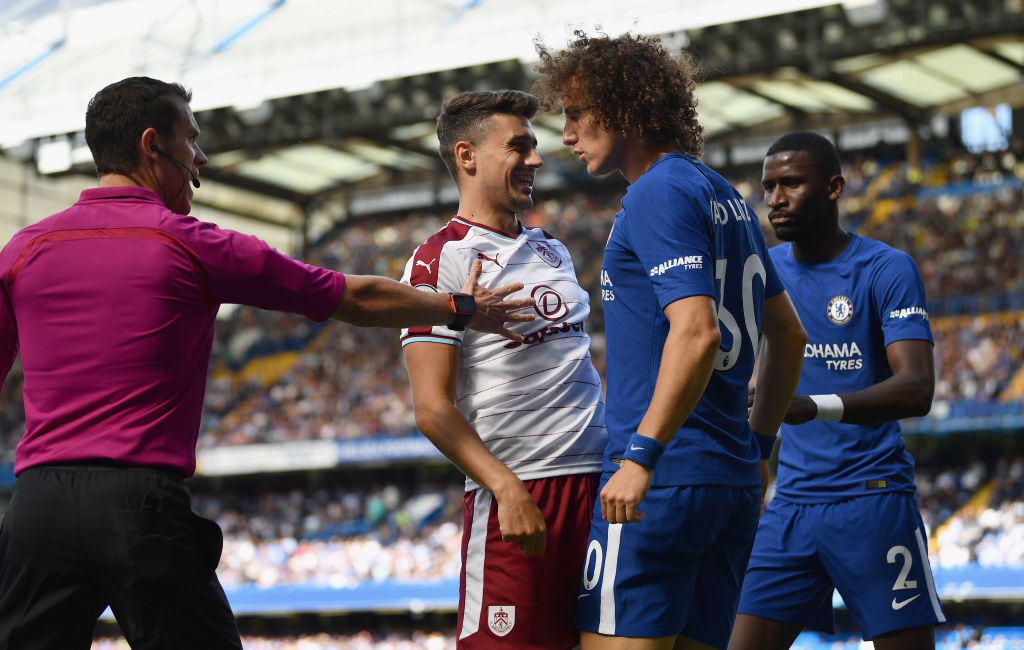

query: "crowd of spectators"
left=865, top=183, right=1024, bottom=311
left=933, top=313, right=1024, bottom=409
left=932, top=313, right=1024, bottom=407
left=917, top=458, right=991, bottom=546
left=201, top=323, right=420, bottom=446
left=107, top=448, right=1009, bottom=597
left=3, top=146, right=1024, bottom=461
left=191, top=478, right=464, bottom=587
left=932, top=455, right=1024, bottom=570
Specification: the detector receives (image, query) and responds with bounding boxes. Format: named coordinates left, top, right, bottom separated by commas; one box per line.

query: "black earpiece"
left=150, top=145, right=199, bottom=188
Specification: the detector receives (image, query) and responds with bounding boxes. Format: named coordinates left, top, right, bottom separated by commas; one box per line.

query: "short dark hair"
left=532, top=32, right=704, bottom=156
left=436, top=90, right=539, bottom=182
left=765, top=131, right=842, bottom=178
left=85, top=76, right=192, bottom=176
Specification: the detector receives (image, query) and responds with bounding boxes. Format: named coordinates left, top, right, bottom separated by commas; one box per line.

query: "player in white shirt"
left=401, top=90, right=606, bottom=649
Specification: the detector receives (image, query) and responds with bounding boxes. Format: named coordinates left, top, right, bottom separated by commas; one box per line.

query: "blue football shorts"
left=737, top=491, right=946, bottom=639
left=575, top=473, right=760, bottom=647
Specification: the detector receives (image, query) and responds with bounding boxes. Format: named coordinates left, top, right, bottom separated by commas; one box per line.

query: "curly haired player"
left=533, top=33, right=806, bottom=650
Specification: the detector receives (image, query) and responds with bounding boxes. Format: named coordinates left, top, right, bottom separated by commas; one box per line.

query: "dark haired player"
left=401, top=89, right=606, bottom=649
left=729, top=131, right=945, bottom=650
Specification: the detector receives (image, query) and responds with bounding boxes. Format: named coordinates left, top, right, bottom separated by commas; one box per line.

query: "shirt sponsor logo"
left=650, top=255, right=703, bottom=276
left=805, top=340, right=863, bottom=370
left=503, top=321, right=587, bottom=349
left=826, top=295, right=854, bottom=326
left=488, top=605, right=515, bottom=636
left=532, top=285, right=569, bottom=322
left=528, top=241, right=562, bottom=267
left=601, top=269, right=615, bottom=302
left=888, top=306, right=929, bottom=321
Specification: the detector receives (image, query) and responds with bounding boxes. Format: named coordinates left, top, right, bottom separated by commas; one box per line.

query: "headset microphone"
left=151, top=145, right=200, bottom=189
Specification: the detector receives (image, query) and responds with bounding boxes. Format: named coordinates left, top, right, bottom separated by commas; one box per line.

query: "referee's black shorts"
left=0, top=463, right=242, bottom=650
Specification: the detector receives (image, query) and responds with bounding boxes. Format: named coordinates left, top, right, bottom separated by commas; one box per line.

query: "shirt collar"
left=78, top=185, right=164, bottom=205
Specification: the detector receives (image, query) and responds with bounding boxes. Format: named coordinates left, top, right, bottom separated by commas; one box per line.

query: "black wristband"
left=447, top=293, right=476, bottom=331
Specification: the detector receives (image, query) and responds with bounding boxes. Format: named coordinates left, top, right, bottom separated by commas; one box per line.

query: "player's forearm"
left=414, top=400, right=526, bottom=499
left=814, top=339, right=934, bottom=425
left=750, top=329, right=805, bottom=436
left=638, top=321, right=720, bottom=445
left=333, top=274, right=453, bottom=328
left=831, top=373, right=934, bottom=424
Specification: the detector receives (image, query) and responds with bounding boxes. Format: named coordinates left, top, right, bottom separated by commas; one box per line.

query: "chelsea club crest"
left=826, top=295, right=854, bottom=325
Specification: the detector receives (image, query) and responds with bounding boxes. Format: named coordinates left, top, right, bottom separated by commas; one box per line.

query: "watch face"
left=453, top=293, right=475, bottom=314
left=447, top=293, right=475, bottom=331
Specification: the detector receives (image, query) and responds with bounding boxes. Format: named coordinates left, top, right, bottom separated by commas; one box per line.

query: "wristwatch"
left=447, top=293, right=476, bottom=331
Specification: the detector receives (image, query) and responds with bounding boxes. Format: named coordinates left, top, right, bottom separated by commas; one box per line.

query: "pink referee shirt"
left=0, top=186, right=345, bottom=477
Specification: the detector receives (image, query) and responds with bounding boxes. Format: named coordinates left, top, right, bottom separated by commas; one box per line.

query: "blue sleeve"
left=872, top=250, right=933, bottom=345
left=621, top=175, right=715, bottom=310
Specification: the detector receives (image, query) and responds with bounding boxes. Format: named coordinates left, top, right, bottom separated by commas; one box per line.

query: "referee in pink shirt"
left=0, top=76, right=533, bottom=650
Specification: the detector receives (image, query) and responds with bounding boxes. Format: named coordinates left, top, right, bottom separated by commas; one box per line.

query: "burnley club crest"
left=528, top=241, right=562, bottom=268
left=488, top=605, right=515, bottom=637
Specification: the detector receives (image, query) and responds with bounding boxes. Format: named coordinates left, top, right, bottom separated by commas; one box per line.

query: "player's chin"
left=511, top=194, right=534, bottom=212
left=587, top=159, right=615, bottom=178
left=771, top=225, right=800, bottom=241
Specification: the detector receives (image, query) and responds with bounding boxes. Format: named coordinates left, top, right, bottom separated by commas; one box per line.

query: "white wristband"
left=809, top=394, right=844, bottom=422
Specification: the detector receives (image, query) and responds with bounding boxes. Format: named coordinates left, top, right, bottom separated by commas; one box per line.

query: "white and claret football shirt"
left=400, top=217, right=606, bottom=491
left=770, top=234, right=933, bottom=503
left=601, top=153, right=784, bottom=488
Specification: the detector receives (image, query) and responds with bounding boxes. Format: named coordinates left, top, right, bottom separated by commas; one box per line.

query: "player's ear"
left=454, top=140, right=476, bottom=175
left=827, top=174, right=845, bottom=201
left=140, top=127, right=161, bottom=163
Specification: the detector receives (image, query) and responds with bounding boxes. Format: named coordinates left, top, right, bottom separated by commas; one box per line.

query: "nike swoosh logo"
left=629, top=445, right=643, bottom=451
left=578, top=594, right=591, bottom=600
left=891, top=594, right=920, bottom=610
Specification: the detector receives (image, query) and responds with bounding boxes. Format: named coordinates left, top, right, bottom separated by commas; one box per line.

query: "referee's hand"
left=461, top=260, right=535, bottom=342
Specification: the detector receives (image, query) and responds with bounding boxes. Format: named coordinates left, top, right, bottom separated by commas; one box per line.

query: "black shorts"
left=0, top=464, right=242, bottom=650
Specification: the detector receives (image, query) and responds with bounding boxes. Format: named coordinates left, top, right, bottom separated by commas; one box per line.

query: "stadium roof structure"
left=1, top=0, right=1022, bottom=242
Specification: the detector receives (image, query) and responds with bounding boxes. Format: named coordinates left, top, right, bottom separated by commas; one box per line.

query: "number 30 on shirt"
left=714, top=254, right=766, bottom=372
